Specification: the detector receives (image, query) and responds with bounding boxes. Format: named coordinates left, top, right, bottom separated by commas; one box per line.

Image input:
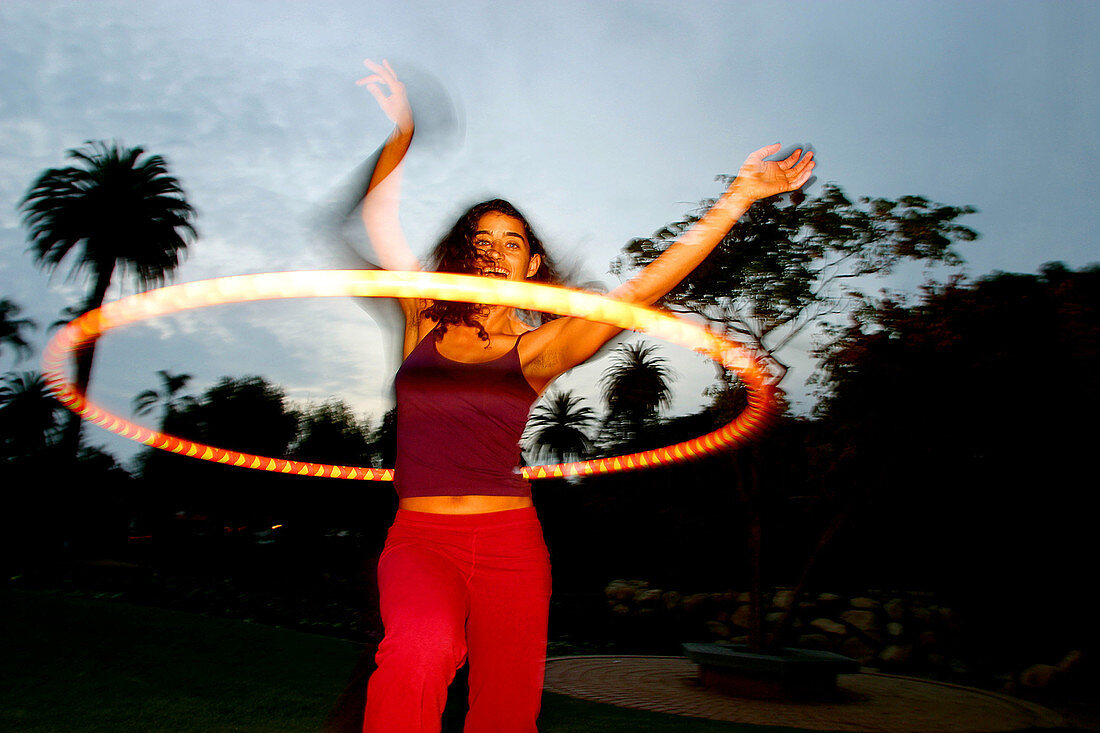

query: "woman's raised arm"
left=357, top=59, right=420, bottom=273
left=521, top=144, right=814, bottom=391
left=609, top=143, right=814, bottom=306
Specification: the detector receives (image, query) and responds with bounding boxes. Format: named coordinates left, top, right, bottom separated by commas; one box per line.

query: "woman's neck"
left=474, top=305, right=526, bottom=337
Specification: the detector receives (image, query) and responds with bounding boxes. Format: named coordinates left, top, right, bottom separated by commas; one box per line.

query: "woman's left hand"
left=357, top=58, right=413, bottom=132
left=730, top=144, right=815, bottom=202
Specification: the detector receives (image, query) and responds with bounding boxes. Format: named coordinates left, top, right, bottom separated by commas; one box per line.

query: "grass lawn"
left=1, top=589, right=785, bottom=732
left=1, top=588, right=359, bottom=732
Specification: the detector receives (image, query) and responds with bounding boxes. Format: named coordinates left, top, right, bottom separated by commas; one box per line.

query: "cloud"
left=3, top=0, right=1098, bottom=467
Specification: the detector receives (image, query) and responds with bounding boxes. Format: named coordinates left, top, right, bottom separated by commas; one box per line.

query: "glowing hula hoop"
left=42, top=270, right=779, bottom=480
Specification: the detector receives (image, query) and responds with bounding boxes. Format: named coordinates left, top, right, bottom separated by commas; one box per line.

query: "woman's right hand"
left=357, top=58, right=413, bottom=132
left=728, top=144, right=814, bottom=204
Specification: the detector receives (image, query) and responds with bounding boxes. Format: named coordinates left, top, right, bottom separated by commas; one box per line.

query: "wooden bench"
left=682, top=642, right=860, bottom=700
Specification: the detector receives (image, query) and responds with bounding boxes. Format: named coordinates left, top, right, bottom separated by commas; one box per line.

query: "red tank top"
left=393, top=329, right=537, bottom=498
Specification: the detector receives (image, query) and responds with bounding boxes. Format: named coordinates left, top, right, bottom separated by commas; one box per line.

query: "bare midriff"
left=398, top=494, right=535, bottom=514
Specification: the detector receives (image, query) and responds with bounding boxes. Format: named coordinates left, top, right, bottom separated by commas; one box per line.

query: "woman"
left=356, top=59, right=813, bottom=732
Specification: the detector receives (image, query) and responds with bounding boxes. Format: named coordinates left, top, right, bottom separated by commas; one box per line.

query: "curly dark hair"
left=421, top=199, right=561, bottom=341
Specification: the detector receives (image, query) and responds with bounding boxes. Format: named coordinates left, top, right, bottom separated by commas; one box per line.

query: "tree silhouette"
left=292, top=398, right=373, bottom=466
left=524, top=389, right=597, bottom=464
left=598, top=341, right=674, bottom=450
left=0, top=299, right=37, bottom=365
left=21, top=141, right=196, bottom=456
left=612, top=181, right=978, bottom=652
left=133, top=369, right=195, bottom=431
left=137, top=375, right=300, bottom=542
left=0, top=371, right=63, bottom=460
left=182, top=376, right=299, bottom=458
left=47, top=303, right=88, bottom=334
left=812, top=263, right=1099, bottom=662
left=371, top=407, right=398, bottom=469
left=613, top=183, right=977, bottom=380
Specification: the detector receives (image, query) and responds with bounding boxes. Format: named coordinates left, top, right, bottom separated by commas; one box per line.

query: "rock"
left=883, top=598, right=906, bottom=620
left=810, top=617, right=846, bottom=635
left=772, top=589, right=796, bottom=609
left=635, top=588, right=663, bottom=606
left=729, top=604, right=754, bottom=629
left=605, top=581, right=638, bottom=603
left=711, top=591, right=735, bottom=605
left=918, top=630, right=938, bottom=647
left=735, top=591, right=752, bottom=603
left=797, top=633, right=831, bottom=650
left=1019, top=664, right=1061, bottom=689
left=1058, top=650, right=1084, bottom=672
left=841, top=609, right=880, bottom=632
left=879, top=644, right=914, bottom=665
left=886, top=621, right=905, bottom=637
left=817, top=592, right=842, bottom=605
left=662, top=590, right=682, bottom=611
left=937, top=606, right=961, bottom=629
left=682, top=593, right=709, bottom=612
left=850, top=596, right=880, bottom=610
left=611, top=603, right=630, bottom=615
left=911, top=606, right=933, bottom=624
left=840, top=636, right=877, bottom=664
left=948, top=658, right=970, bottom=675
left=706, top=620, right=731, bottom=638
left=764, top=611, right=800, bottom=631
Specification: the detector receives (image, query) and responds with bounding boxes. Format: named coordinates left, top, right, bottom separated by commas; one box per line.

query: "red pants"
left=363, top=507, right=552, bottom=732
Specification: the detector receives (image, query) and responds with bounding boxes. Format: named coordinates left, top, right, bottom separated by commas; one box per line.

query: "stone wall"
left=602, top=580, right=1084, bottom=692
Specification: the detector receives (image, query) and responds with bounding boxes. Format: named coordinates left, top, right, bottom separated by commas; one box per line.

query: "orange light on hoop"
left=42, top=270, right=779, bottom=480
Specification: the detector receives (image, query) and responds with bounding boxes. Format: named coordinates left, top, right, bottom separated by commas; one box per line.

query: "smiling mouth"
left=479, top=266, right=509, bottom=278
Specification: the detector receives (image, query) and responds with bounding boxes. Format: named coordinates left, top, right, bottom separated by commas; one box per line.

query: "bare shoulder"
left=516, top=317, right=567, bottom=360
left=516, top=321, right=564, bottom=394
left=517, top=316, right=622, bottom=392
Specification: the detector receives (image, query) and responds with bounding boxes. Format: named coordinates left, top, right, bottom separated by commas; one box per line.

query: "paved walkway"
left=544, top=656, right=1070, bottom=732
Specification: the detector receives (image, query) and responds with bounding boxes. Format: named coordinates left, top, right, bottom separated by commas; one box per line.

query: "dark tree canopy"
left=814, top=262, right=1100, bottom=448
left=0, top=371, right=63, bottom=461
left=22, top=142, right=196, bottom=294
left=0, top=298, right=37, bottom=365
left=291, top=398, right=373, bottom=466
left=162, top=375, right=299, bottom=459
left=133, top=376, right=393, bottom=540
left=524, top=389, right=597, bottom=464
left=136, top=375, right=299, bottom=518
left=598, top=341, right=675, bottom=450
left=612, top=182, right=977, bottom=380
left=21, top=141, right=196, bottom=454
left=609, top=177, right=978, bottom=653
left=132, top=369, right=195, bottom=430
left=810, top=263, right=1100, bottom=655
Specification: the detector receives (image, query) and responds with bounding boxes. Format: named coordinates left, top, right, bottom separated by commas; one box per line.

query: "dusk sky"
left=2, top=1, right=1097, bottom=467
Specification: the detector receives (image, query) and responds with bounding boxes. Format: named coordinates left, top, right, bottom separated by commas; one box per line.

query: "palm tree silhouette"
left=0, top=299, right=37, bottom=365
left=133, top=369, right=195, bottom=430
left=21, top=141, right=196, bottom=456
left=524, top=389, right=597, bottom=464
left=0, top=371, right=64, bottom=460
left=598, top=341, right=675, bottom=449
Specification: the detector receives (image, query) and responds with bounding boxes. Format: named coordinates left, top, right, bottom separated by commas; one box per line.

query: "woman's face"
left=472, top=211, right=541, bottom=281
